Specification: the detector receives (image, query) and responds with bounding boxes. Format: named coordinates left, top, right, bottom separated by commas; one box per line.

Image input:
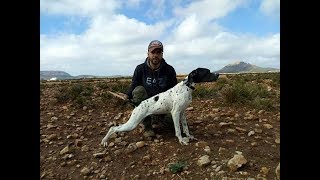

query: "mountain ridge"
left=214, top=61, right=279, bottom=73
left=40, top=61, right=279, bottom=80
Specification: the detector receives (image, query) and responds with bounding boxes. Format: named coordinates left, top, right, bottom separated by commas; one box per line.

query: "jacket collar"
left=144, top=58, right=166, bottom=71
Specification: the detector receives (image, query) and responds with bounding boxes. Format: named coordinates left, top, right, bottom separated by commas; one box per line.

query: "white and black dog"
left=101, top=68, right=219, bottom=146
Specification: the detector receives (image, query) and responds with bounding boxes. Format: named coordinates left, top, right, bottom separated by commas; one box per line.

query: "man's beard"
left=151, top=58, right=160, bottom=65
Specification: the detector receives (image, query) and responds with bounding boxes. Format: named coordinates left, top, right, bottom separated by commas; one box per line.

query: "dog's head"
left=188, top=68, right=219, bottom=83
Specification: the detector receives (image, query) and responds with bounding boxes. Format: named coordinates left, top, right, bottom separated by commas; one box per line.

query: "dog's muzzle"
left=204, top=73, right=219, bottom=82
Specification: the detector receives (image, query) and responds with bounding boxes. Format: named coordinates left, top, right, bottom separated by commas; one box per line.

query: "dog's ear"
left=188, top=69, right=198, bottom=82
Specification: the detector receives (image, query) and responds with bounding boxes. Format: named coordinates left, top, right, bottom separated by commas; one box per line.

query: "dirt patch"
left=40, top=79, right=280, bottom=180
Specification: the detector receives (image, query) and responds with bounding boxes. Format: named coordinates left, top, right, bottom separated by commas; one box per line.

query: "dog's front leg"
left=171, top=109, right=188, bottom=145
left=181, top=112, right=197, bottom=141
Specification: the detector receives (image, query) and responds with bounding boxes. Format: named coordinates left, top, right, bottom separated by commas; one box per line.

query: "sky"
left=40, top=0, right=280, bottom=76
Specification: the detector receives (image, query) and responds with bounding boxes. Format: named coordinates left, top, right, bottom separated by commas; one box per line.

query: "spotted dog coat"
left=101, top=68, right=219, bottom=146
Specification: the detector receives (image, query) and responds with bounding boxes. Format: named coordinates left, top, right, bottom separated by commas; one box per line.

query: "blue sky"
left=40, top=0, right=280, bottom=76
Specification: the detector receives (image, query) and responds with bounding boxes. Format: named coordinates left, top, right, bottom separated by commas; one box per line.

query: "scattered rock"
left=197, top=155, right=211, bottom=167
left=227, top=154, right=247, bottom=171
left=81, top=145, right=89, bottom=152
left=114, top=149, right=123, bottom=155
left=186, top=107, right=194, bottom=111
left=276, top=163, right=280, bottom=179
left=143, top=155, right=151, bottom=161
left=93, top=152, right=105, bottom=158
left=114, top=113, right=123, bottom=120
left=211, top=108, right=220, bottom=113
left=204, top=146, right=211, bottom=154
left=263, top=124, right=273, bottom=129
left=80, top=167, right=91, bottom=176
left=136, top=141, right=145, bottom=148
left=47, top=134, right=58, bottom=140
left=46, top=124, right=57, bottom=129
left=260, top=167, right=269, bottom=175
left=248, top=131, right=255, bottom=136
left=75, top=139, right=83, bottom=147
left=108, top=142, right=115, bottom=147
left=254, top=129, right=263, bottom=133
left=235, top=127, right=247, bottom=132
left=51, top=116, right=58, bottom=121
left=226, top=139, right=234, bottom=143
left=125, top=143, right=138, bottom=153
left=219, top=122, right=233, bottom=127
left=60, top=145, right=71, bottom=155
left=227, top=128, right=236, bottom=134
left=195, top=141, right=208, bottom=148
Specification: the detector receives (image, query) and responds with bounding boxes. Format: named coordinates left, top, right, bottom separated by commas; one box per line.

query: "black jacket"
left=126, top=58, right=177, bottom=99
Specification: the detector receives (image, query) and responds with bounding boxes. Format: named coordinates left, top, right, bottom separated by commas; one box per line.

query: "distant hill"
left=214, top=61, right=279, bottom=73
left=40, top=71, right=73, bottom=80
left=40, top=71, right=127, bottom=80
left=41, top=61, right=279, bottom=80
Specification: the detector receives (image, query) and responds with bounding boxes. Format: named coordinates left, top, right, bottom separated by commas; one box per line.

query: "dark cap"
left=148, top=40, right=163, bottom=52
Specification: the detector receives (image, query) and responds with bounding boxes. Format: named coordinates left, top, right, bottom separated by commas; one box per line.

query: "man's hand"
left=123, top=94, right=129, bottom=101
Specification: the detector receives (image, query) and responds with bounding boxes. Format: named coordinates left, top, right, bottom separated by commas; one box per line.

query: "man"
left=124, top=40, right=177, bottom=137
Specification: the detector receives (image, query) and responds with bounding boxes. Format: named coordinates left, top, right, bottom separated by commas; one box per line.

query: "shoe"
left=143, top=129, right=155, bottom=137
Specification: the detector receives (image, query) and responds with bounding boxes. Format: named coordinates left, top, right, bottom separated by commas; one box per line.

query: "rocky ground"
left=40, top=78, right=280, bottom=180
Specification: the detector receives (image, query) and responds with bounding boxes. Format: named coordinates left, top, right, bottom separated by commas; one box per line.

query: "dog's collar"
left=184, top=81, right=195, bottom=90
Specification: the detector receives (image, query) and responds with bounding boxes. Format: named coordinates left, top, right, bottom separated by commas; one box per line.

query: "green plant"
left=168, top=161, right=186, bottom=174
left=100, top=92, right=113, bottom=102
left=54, top=83, right=94, bottom=107
left=194, top=85, right=219, bottom=99
left=97, top=82, right=109, bottom=89
left=251, top=98, right=277, bottom=111
left=111, top=81, right=131, bottom=93
left=221, top=80, right=270, bottom=104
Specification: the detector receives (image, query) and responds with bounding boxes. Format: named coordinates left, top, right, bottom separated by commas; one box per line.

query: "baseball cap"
left=148, top=40, right=163, bottom=52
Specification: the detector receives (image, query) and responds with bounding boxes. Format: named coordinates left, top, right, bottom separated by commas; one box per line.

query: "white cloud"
left=40, top=14, right=175, bottom=76
left=40, top=0, right=280, bottom=76
left=146, top=0, right=166, bottom=19
left=125, top=0, right=144, bottom=8
left=171, top=14, right=223, bottom=42
left=259, top=0, right=280, bottom=17
left=40, top=0, right=120, bottom=16
left=164, top=32, right=280, bottom=74
left=174, top=0, right=246, bottom=21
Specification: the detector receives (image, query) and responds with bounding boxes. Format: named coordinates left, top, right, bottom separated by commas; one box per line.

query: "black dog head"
left=188, top=68, right=219, bottom=83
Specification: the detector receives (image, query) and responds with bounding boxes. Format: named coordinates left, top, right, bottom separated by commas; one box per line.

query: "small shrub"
left=40, top=83, right=44, bottom=96
left=100, top=92, right=113, bottom=102
left=55, top=83, right=94, bottom=107
left=168, top=161, right=186, bottom=174
left=251, top=98, right=277, bottom=111
left=97, top=82, right=109, bottom=89
left=193, top=85, right=218, bottom=99
left=111, top=81, right=130, bottom=94
left=215, top=77, right=229, bottom=90
left=250, top=84, right=269, bottom=98
left=222, top=80, right=270, bottom=105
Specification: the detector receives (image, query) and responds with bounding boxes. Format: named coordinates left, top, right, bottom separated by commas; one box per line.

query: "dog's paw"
left=101, top=139, right=108, bottom=147
left=187, top=135, right=198, bottom=141
left=179, top=137, right=189, bottom=145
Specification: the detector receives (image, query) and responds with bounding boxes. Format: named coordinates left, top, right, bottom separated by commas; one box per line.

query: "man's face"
left=148, top=48, right=163, bottom=66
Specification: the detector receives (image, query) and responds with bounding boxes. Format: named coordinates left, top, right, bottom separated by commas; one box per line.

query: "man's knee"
left=131, top=86, right=149, bottom=105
